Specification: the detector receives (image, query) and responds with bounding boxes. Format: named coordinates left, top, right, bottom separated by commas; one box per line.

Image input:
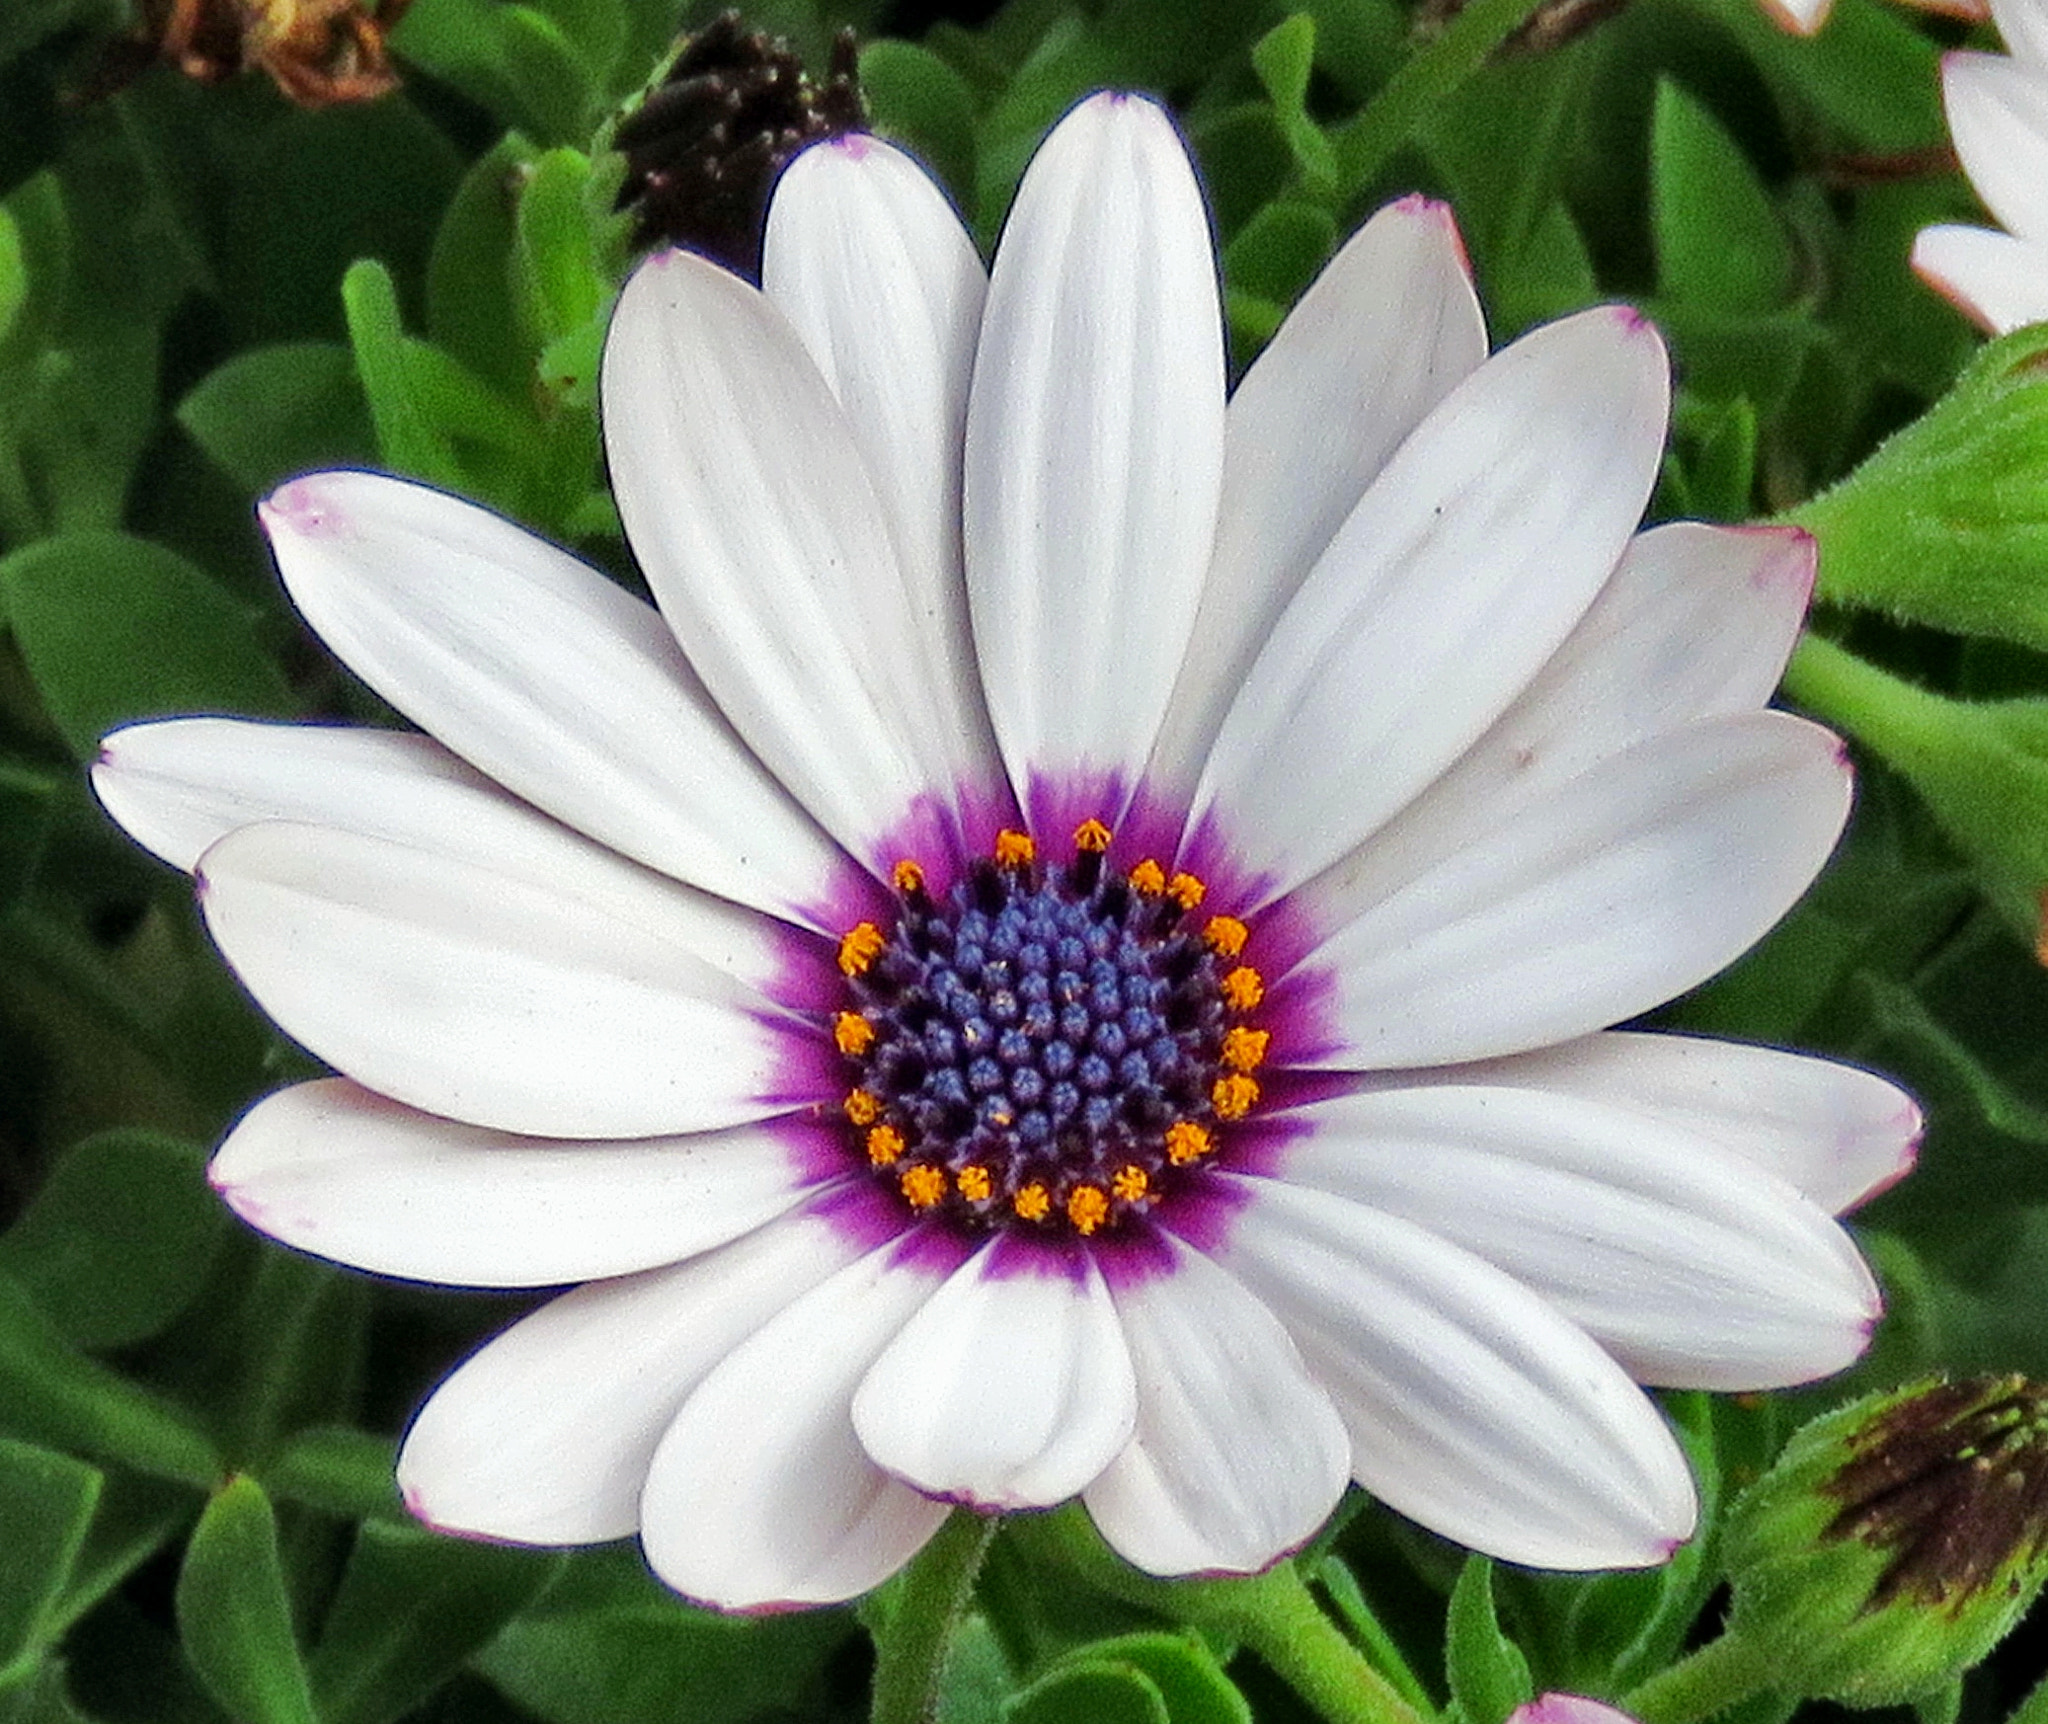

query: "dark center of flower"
left=831, top=820, right=1267, bottom=1237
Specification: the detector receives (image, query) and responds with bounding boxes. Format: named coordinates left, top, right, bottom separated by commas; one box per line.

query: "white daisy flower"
left=94, top=92, right=1914, bottom=1612
left=1914, top=0, right=2048, bottom=332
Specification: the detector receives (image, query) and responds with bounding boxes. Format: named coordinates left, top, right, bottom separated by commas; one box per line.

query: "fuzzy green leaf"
left=175, top=1477, right=315, bottom=1724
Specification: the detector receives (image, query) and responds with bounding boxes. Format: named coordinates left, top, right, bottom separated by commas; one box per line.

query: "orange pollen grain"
left=1221, top=1026, right=1270, bottom=1073
left=891, top=858, right=926, bottom=894
left=901, top=1164, right=947, bottom=1208
left=1112, top=1164, right=1150, bottom=1203
left=1167, top=871, right=1206, bottom=909
left=1212, top=1074, right=1260, bottom=1120
left=1165, top=1120, right=1213, bottom=1165
left=1073, top=818, right=1113, bottom=853
left=994, top=829, right=1036, bottom=868
left=1067, top=1184, right=1110, bottom=1234
left=957, top=1165, right=993, bottom=1202
left=1203, top=915, right=1249, bottom=958
left=866, top=1124, right=906, bottom=1166
left=1220, top=966, right=1265, bottom=1011
left=1013, top=1182, right=1052, bottom=1221
left=833, top=1012, right=875, bottom=1056
left=1128, top=858, right=1167, bottom=895
left=837, top=922, right=885, bottom=977
left=844, top=1089, right=882, bottom=1126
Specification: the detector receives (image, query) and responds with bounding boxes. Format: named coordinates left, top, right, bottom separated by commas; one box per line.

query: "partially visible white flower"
left=1915, top=0, right=2048, bottom=331
left=93, top=95, right=1916, bottom=1612
left=1762, top=0, right=1984, bottom=39
left=1510, top=1697, right=1640, bottom=1724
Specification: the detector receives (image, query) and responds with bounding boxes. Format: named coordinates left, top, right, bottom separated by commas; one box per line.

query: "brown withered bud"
left=611, top=12, right=867, bottom=281
left=94, top=0, right=410, bottom=107
left=1719, top=1375, right=2048, bottom=1705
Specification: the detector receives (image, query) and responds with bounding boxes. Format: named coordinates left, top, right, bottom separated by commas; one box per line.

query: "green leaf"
left=0, top=173, right=68, bottom=364
left=176, top=344, right=376, bottom=497
left=513, top=149, right=606, bottom=351
left=1252, top=16, right=1339, bottom=190
left=1004, top=1661, right=1170, bottom=1724
left=0, top=1277, right=221, bottom=1488
left=0, top=1439, right=102, bottom=1677
left=937, top=1614, right=1012, bottom=1724
left=473, top=1547, right=855, bottom=1724
left=308, top=1521, right=560, bottom=1724
left=1444, top=1557, right=1533, bottom=1724
left=0, top=207, right=25, bottom=350
left=1650, top=81, right=1795, bottom=315
left=341, top=258, right=466, bottom=492
left=864, top=40, right=980, bottom=212
left=260, top=1426, right=397, bottom=1523
left=175, top=1478, right=314, bottom=1724
left=0, top=531, right=296, bottom=757
left=1224, top=200, right=1336, bottom=307
left=428, top=135, right=544, bottom=396
left=0, top=760, right=57, bottom=911
left=0, top=1130, right=227, bottom=1351
left=1078, top=1634, right=1250, bottom=1724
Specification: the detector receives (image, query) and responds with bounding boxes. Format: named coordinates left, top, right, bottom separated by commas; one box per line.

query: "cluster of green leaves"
left=7, top=0, right=2048, bottom=1718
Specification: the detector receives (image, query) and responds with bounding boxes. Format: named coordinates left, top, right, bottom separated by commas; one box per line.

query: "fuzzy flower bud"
left=1722, top=1375, right=2048, bottom=1706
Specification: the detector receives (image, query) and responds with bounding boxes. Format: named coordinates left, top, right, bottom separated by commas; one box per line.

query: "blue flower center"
left=832, top=822, right=1268, bottom=1237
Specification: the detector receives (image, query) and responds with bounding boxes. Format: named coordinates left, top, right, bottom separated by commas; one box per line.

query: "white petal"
left=92, top=719, right=800, bottom=955
left=1217, top=1176, right=1696, bottom=1569
left=1446, top=1031, right=1921, bottom=1213
left=197, top=822, right=800, bottom=1139
left=1993, top=0, right=2048, bottom=69
left=1303, top=522, right=1815, bottom=928
left=1147, top=196, right=1487, bottom=798
left=1911, top=223, right=2048, bottom=335
left=603, top=249, right=983, bottom=862
left=1276, top=1085, right=1880, bottom=1390
left=211, top=1079, right=831, bottom=1286
left=963, top=93, right=1225, bottom=802
left=1195, top=308, right=1670, bottom=904
left=397, top=1199, right=869, bottom=1545
left=763, top=136, right=997, bottom=781
left=1084, top=1233, right=1350, bottom=1576
left=853, top=1236, right=1136, bottom=1509
left=642, top=1238, right=955, bottom=1609
left=1944, top=52, right=2048, bottom=244
left=257, top=473, right=838, bottom=925
left=1300, top=712, right=1851, bottom=1070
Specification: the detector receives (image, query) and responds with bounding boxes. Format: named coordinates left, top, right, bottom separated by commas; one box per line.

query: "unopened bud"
left=1722, top=1375, right=2048, bottom=1705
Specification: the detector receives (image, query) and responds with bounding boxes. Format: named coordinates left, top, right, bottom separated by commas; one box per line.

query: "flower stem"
left=1330, top=0, right=1555, bottom=196
left=1202, top=1562, right=1435, bottom=1724
left=1780, top=634, right=1954, bottom=776
left=1623, top=1629, right=1776, bottom=1724
left=2007, top=1664, right=2048, bottom=1724
left=869, top=1509, right=999, bottom=1724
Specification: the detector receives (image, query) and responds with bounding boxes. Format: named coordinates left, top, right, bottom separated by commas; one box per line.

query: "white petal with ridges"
left=397, top=1200, right=867, bottom=1545
left=1447, top=1031, right=1921, bottom=1213
left=763, top=137, right=997, bottom=783
left=197, top=822, right=794, bottom=1139
left=1084, top=1234, right=1350, bottom=1576
left=963, top=93, right=1225, bottom=800
left=604, top=250, right=979, bottom=862
left=1217, top=1177, right=1696, bottom=1569
left=1275, top=1085, right=1879, bottom=1390
left=1195, top=308, right=1669, bottom=903
left=853, top=1237, right=1136, bottom=1509
left=642, top=1240, right=955, bottom=1609
left=258, top=472, right=838, bottom=924
left=212, top=1079, right=823, bottom=1286
left=1148, top=196, right=1487, bottom=797
left=1300, top=711, right=1850, bottom=1070
left=1302, top=522, right=1814, bottom=927
left=1994, top=0, right=2048, bottom=69
left=1911, top=223, right=2048, bottom=335
left=1944, top=52, right=2048, bottom=243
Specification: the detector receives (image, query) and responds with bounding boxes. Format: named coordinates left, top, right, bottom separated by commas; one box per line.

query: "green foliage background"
left=7, top=0, right=2048, bottom=1718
